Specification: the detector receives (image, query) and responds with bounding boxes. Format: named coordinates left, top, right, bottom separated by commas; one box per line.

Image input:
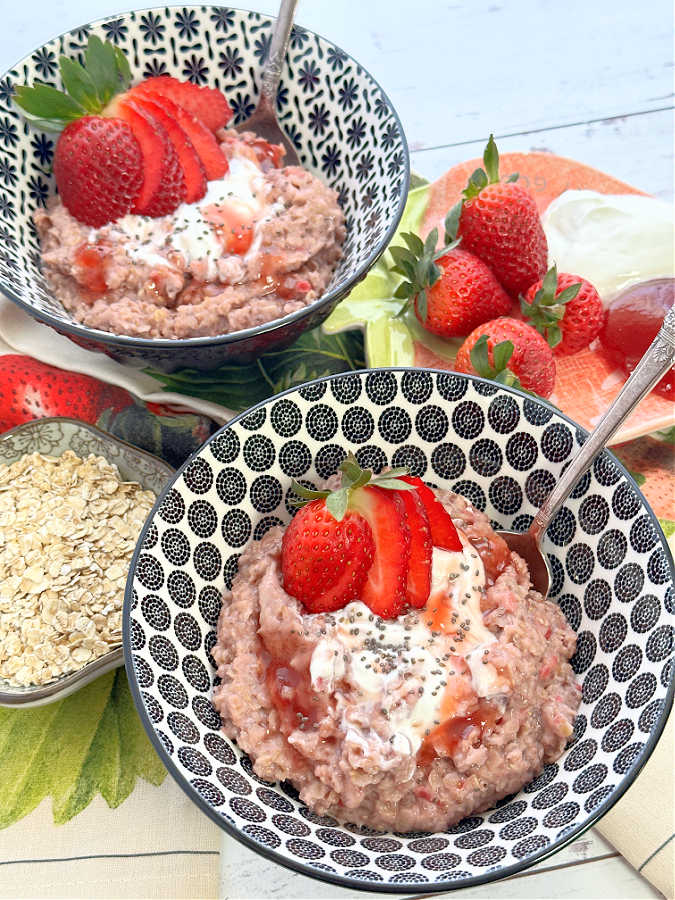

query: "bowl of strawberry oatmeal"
left=123, top=368, right=674, bottom=892
left=0, top=9, right=408, bottom=372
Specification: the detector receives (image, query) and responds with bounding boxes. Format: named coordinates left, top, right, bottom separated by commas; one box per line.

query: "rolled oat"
left=0, top=450, right=156, bottom=686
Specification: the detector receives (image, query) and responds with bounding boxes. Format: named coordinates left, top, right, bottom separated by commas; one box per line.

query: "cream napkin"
left=0, top=777, right=221, bottom=900
left=0, top=298, right=234, bottom=424
left=596, top=702, right=674, bottom=898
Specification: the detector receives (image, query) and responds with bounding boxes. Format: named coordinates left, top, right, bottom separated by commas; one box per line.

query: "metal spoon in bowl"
left=499, top=305, right=675, bottom=599
left=235, top=0, right=301, bottom=166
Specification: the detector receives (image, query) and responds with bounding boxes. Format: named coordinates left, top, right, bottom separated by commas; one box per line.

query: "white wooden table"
left=1, top=2, right=672, bottom=898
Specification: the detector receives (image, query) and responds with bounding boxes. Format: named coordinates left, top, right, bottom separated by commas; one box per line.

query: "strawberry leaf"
left=483, top=134, right=500, bottom=183
left=416, top=289, right=428, bottom=321
left=402, top=231, right=424, bottom=256
left=463, top=167, right=488, bottom=200
left=423, top=227, right=438, bottom=256
left=469, top=334, right=491, bottom=377
left=444, top=201, right=463, bottom=243
left=59, top=57, right=100, bottom=113
left=506, top=172, right=519, bottom=183
left=326, top=487, right=350, bottom=521
left=393, top=282, right=413, bottom=300
left=290, top=480, right=330, bottom=502
left=113, top=46, right=132, bottom=91
left=84, top=35, right=120, bottom=106
left=542, top=263, right=559, bottom=297
left=546, top=323, right=563, bottom=348
left=339, top=453, right=363, bottom=484
left=369, top=477, right=415, bottom=491
left=13, top=83, right=84, bottom=122
left=555, top=283, right=581, bottom=306
left=492, top=339, right=514, bottom=371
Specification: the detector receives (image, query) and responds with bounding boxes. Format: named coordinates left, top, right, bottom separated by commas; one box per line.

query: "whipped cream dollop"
left=102, top=155, right=277, bottom=279
left=542, top=190, right=675, bottom=304
left=309, top=531, right=505, bottom=754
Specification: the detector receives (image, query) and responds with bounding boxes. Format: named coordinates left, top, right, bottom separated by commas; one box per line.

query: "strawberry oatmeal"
left=16, top=41, right=344, bottom=340
left=35, top=132, right=345, bottom=339
left=212, top=462, right=580, bottom=832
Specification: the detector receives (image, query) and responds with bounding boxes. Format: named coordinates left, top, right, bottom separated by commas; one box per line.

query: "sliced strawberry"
left=131, top=91, right=228, bottom=181
left=399, top=488, right=433, bottom=608
left=349, top=486, right=411, bottom=619
left=399, top=476, right=462, bottom=551
left=131, top=96, right=206, bottom=204
left=114, top=98, right=186, bottom=216
left=132, top=76, right=233, bottom=133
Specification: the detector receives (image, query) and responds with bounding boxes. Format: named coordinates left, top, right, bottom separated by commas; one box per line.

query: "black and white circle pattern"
left=125, top=370, right=674, bottom=893
left=0, top=6, right=407, bottom=344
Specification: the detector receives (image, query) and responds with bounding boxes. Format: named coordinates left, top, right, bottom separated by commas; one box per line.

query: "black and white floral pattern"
left=125, top=370, right=674, bottom=893
left=0, top=7, right=408, bottom=370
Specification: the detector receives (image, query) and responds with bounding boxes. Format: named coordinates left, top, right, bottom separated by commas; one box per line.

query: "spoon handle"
left=260, top=0, right=299, bottom=109
left=529, top=305, right=675, bottom=542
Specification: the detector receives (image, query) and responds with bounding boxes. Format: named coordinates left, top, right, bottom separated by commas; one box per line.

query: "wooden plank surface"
left=1, top=0, right=673, bottom=203
left=2, top=1, right=673, bottom=898
left=219, top=826, right=662, bottom=899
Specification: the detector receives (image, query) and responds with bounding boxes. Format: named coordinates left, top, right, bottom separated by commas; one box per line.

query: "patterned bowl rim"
left=122, top=367, right=675, bottom=893
left=0, top=4, right=410, bottom=350
left=0, top=415, right=174, bottom=707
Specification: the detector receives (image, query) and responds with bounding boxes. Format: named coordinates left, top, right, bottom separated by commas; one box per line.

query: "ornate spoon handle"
left=260, top=0, right=299, bottom=110
left=529, top=305, right=675, bottom=542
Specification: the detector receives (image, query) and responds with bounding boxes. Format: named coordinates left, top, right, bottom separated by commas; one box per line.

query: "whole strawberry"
left=522, top=265, right=605, bottom=355
left=457, top=135, right=548, bottom=297
left=453, top=317, right=556, bottom=398
left=390, top=225, right=512, bottom=339
left=0, top=355, right=132, bottom=430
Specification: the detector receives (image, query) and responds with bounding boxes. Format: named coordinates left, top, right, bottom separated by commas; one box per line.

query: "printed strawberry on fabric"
left=0, top=354, right=214, bottom=468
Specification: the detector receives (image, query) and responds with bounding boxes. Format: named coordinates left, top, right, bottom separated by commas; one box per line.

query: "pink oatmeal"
left=35, top=131, right=345, bottom=339
left=212, top=489, right=581, bottom=832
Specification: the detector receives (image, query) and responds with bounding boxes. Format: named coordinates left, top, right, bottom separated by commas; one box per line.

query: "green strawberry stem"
left=290, top=453, right=414, bottom=521
left=468, top=334, right=536, bottom=396
left=14, top=35, right=131, bottom=133
left=520, top=264, right=581, bottom=348
left=462, top=134, right=519, bottom=200
left=389, top=223, right=461, bottom=323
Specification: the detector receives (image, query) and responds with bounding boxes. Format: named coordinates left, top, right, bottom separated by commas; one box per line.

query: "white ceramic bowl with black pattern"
left=0, top=7, right=408, bottom=372
left=123, top=369, right=674, bottom=892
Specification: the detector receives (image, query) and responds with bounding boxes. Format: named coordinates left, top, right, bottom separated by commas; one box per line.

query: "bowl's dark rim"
left=0, top=4, right=410, bottom=353
left=0, top=416, right=174, bottom=706
left=122, top=368, right=675, bottom=894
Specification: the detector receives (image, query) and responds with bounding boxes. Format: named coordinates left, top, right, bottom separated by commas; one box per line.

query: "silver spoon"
left=499, top=305, right=675, bottom=598
left=236, top=0, right=301, bottom=166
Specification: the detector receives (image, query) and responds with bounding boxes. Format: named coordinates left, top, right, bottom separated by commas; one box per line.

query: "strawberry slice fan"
left=14, top=36, right=233, bottom=226
left=280, top=455, right=462, bottom=620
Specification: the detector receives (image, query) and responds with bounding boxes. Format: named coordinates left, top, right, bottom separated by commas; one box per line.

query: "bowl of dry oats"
left=0, top=417, right=173, bottom=707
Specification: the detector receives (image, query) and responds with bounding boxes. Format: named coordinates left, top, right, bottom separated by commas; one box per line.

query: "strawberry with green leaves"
left=453, top=317, right=557, bottom=398
left=521, top=265, right=605, bottom=355
left=14, top=36, right=233, bottom=226
left=281, top=455, right=461, bottom=618
left=390, top=212, right=513, bottom=339
left=456, top=135, right=548, bottom=297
